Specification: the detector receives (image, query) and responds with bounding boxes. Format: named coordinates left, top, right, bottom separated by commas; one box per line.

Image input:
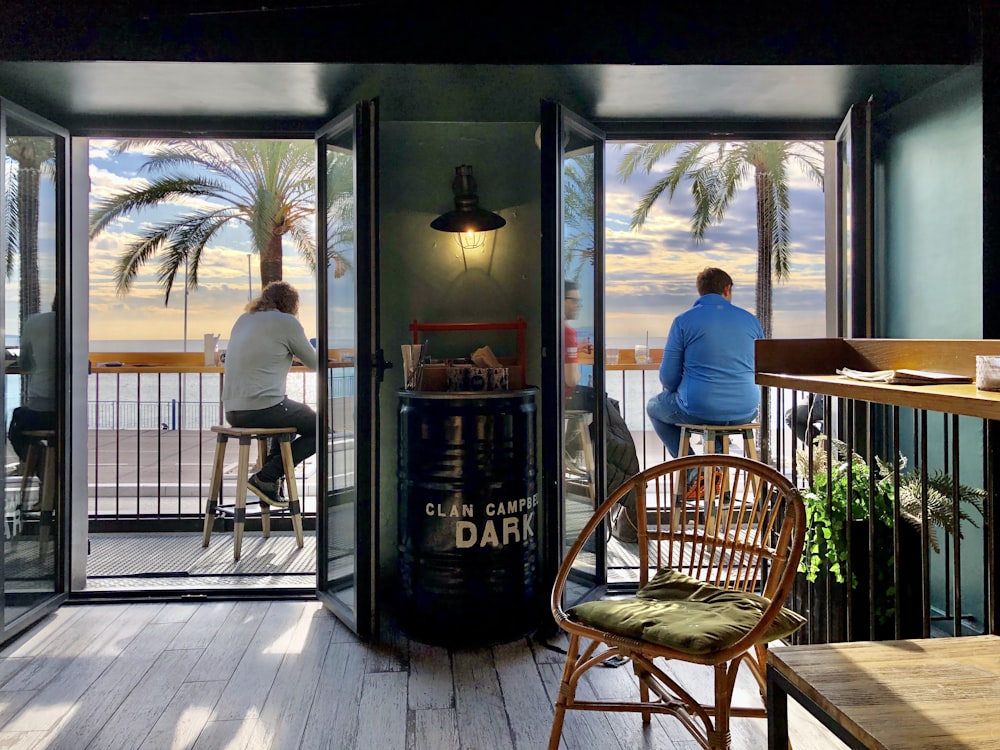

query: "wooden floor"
left=0, top=600, right=848, bottom=750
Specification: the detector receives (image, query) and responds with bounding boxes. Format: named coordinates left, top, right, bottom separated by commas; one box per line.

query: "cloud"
left=604, top=139, right=830, bottom=344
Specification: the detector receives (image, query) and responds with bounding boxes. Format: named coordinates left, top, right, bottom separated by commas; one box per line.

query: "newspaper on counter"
left=836, top=367, right=971, bottom=385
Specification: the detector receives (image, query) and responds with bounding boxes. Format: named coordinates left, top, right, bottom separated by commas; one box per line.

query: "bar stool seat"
left=202, top=426, right=304, bottom=560
left=677, top=422, right=759, bottom=461
left=21, top=430, right=56, bottom=556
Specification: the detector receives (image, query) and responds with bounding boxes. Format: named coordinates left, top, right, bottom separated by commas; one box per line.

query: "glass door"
left=315, top=100, right=380, bottom=638
left=835, top=99, right=874, bottom=338
left=0, top=99, right=70, bottom=639
left=540, top=101, right=607, bottom=610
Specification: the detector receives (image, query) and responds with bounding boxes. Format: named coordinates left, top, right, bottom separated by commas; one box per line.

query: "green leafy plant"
left=795, top=438, right=985, bottom=586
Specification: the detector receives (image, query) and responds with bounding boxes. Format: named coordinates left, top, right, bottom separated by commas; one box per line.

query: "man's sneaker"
left=248, top=474, right=288, bottom=508
left=683, top=468, right=725, bottom=502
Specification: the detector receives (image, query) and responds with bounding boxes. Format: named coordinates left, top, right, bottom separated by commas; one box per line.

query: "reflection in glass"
left=839, top=133, right=853, bottom=335
left=560, top=137, right=599, bottom=575
left=324, top=133, right=357, bottom=610
left=4, top=116, right=61, bottom=623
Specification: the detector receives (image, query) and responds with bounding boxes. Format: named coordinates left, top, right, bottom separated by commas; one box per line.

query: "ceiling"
left=0, top=1, right=978, bottom=132
left=0, top=62, right=969, bottom=134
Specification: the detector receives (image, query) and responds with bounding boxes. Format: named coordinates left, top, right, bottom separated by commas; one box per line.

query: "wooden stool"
left=202, top=426, right=304, bottom=560
left=676, top=423, right=759, bottom=531
left=21, top=430, right=56, bottom=557
left=678, top=422, right=759, bottom=460
left=564, top=409, right=596, bottom=504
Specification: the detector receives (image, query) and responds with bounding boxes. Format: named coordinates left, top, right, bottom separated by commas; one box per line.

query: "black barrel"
left=397, top=388, right=539, bottom=646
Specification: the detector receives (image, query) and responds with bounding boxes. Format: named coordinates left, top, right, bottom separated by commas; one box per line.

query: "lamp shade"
left=430, top=165, right=507, bottom=234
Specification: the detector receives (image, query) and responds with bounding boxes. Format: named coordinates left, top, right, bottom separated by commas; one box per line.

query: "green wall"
left=880, top=66, right=985, bottom=633
left=377, top=121, right=543, bottom=584
left=881, top=66, right=983, bottom=339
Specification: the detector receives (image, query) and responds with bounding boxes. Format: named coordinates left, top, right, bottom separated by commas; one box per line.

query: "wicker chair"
left=548, top=454, right=806, bottom=750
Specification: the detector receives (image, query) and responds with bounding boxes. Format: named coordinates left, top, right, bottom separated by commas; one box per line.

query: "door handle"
left=373, top=348, right=393, bottom=384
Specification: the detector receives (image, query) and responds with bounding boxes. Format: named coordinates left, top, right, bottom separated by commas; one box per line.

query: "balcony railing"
left=86, top=351, right=354, bottom=529
left=83, top=342, right=996, bottom=648
left=756, top=338, right=1000, bottom=644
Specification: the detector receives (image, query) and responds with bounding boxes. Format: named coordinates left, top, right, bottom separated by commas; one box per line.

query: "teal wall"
left=377, top=121, right=542, bottom=582
left=880, top=66, right=985, bottom=633
left=881, top=66, right=983, bottom=339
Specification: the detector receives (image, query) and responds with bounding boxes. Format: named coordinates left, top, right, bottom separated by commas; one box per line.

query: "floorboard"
left=0, top=601, right=850, bottom=749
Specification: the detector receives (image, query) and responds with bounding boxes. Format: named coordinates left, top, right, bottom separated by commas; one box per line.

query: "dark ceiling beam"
left=1, top=1, right=982, bottom=66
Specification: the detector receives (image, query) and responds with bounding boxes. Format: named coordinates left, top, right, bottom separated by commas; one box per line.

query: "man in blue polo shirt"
left=646, top=267, right=763, bottom=458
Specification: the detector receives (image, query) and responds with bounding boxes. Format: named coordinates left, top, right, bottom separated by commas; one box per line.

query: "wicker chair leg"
left=547, top=641, right=578, bottom=750
left=712, top=663, right=733, bottom=750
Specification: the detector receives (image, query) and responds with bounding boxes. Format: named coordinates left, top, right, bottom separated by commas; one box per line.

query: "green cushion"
left=568, top=568, right=806, bottom=656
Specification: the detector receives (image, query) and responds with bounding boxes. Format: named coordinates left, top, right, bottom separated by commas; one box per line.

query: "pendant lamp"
left=430, top=165, right=506, bottom=258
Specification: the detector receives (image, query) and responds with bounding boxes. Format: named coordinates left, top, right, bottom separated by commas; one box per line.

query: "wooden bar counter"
left=87, top=350, right=353, bottom=374
left=755, top=338, right=1000, bottom=420
left=767, top=635, right=1000, bottom=749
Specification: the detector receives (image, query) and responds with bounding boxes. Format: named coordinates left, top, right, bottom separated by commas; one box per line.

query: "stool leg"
left=743, top=428, right=760, bottom=496
left=203, top=434, right=229, bottom=548
left=253, top=436, right=273, bottom=538
left=260, top=490, right=271, bottom=540
left=679, top=426, right=691, bottom=457
left=20, top=442, right=38, bottom=507
left=578, top=419, right=596, bottom=506
left=673, top=426, right=693, bottom=532
left=233, top=437, right=252, bottom=560
left=703, top=430, right=719, bottom=533
left=253, top=437, right=267, bottom=474
left=278, top=436, right=304, bottom=548
left=718, top=432, right=733, bottom=498
left=38, top=443, right=55, bottom=559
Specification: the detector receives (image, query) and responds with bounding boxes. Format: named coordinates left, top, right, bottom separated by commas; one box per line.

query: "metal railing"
left=760, top=386, right=991, bottom=643
left=87, top=357, right=355, bottom=528
left=86, top=350, right=986, bottom=645
left=600, top=353, right=991, bottom=645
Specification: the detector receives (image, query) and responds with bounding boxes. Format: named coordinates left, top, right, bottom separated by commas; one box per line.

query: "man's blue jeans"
left=646, top=390, right=757, bottom=458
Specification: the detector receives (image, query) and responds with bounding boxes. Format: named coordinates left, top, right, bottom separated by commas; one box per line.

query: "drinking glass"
left=606, top=350, right=620, bottom=366
left=634, top=344, right=651, bottom=365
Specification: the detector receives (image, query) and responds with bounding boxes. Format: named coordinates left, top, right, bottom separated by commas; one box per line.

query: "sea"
left=7, top=339, right=355, bottom=431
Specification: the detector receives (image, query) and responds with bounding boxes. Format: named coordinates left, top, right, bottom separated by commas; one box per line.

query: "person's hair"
left=565, top=280, right=579, bottom=297
left=247, top=280, right=299, bottom=315
left=696, top=267, right=733, bottom=296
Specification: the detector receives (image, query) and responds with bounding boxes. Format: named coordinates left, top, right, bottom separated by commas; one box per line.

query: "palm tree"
left=562, top=151, right=596, bottom=282
left=617, top=141, right=824, bottom=337
left=89, top=139, right=352, bottom=305
left=7, top=136, right=55, bottom=322
left=6, top=137, right=56, bottom=404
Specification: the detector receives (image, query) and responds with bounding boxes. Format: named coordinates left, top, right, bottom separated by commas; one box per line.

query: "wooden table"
left=767, top=635, right=1000, bottom=749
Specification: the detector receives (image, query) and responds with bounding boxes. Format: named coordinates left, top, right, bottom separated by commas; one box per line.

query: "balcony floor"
left=0, top=599, right=847, bottom=750
left=82, top=531, right=316, bottom=592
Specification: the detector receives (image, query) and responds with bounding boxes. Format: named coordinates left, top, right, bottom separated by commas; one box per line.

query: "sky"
left=84, top=138, right=828, bottom=350
left=602, top=142, right=828, bottom=349
left=87, top=139, right=320, bottom=348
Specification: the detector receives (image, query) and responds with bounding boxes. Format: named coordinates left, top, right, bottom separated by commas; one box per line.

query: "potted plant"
left=793, top=437, right=985, bottom=640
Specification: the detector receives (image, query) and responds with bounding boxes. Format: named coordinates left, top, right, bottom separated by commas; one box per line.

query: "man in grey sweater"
left=222, top=281, right=319, bottom=506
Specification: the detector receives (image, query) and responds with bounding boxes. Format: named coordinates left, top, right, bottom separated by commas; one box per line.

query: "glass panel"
left=323, top=127, right=357, bottom=613
left=3, top=114, right=62, bottom=622
left=561, top=131, right=599, bottom=580
left=838, top=123, right=853, bottom=337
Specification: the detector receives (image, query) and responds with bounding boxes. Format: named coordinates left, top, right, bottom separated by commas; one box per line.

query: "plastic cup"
left=401, top=344, right=423, bottom=389
left=606, top=350, right=619, bottom=366
left=634, top=344, right=650, bottom=365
